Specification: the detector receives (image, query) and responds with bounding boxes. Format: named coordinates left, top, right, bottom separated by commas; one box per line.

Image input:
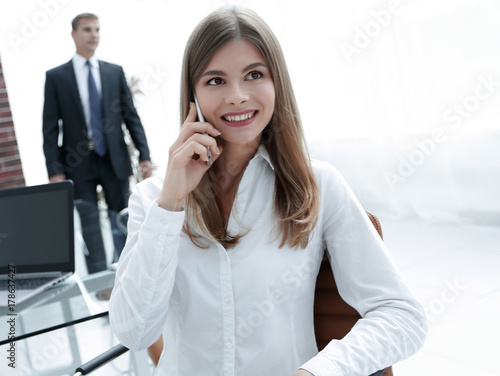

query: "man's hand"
left=49, top=174, right=66, bottom=182
left=293, top=369, right=314, bottom=376
left=139, top=160, right=153, bottom=179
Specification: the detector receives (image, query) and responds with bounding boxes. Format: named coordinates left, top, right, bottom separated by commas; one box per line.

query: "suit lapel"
left=63, top=60, right=85, bottom=121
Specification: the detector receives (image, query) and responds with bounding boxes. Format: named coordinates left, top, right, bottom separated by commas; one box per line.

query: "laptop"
left=0, top=181, right=74, bottom=307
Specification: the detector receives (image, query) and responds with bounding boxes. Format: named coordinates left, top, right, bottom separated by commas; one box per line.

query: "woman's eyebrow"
left=201, top=69, right=225, bottom=78
left=242, top=62, right=267, bottom=72
left=201, top=62, right=267, bottom=78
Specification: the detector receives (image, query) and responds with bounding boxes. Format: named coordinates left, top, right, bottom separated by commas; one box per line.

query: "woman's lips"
left=221, top=110, right=257, bottom=127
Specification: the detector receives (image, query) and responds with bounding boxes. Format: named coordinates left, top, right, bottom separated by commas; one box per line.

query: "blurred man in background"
left=43, top=13, right=152, bottom=274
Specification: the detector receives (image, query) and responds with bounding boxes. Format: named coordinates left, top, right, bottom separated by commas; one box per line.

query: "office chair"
left=313, top=212, right=393, bottom=376
left=74, top=212, right=392, bottom=376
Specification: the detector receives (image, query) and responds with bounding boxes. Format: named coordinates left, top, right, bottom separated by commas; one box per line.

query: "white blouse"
left=109, top=145, right=427, bottom=376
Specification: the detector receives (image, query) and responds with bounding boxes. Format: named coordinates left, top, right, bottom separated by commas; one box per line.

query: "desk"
left=0, top=270, right=116, bottom=375
left=0, top=270, right=115, bottom=346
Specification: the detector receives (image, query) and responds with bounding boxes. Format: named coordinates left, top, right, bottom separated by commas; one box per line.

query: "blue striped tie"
left=86, top=60, right=106, bottom=157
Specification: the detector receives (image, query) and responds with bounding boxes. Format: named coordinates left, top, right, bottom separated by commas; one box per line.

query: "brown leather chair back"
left=313, top=212, right=393, bottom=376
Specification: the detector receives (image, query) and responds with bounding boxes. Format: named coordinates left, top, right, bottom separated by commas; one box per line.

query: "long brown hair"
left=180, top=7, right=319, bottom=249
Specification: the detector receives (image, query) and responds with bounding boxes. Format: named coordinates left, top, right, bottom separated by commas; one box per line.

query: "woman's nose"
left=225, top=83, right=249, bottom=105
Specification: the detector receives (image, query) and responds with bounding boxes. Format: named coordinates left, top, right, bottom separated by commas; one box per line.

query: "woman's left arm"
left=300, top=162, right=427, bottom=376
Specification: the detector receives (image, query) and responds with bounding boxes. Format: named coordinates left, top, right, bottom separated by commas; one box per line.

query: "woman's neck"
left=213, top=139, right=260, bottom=218
left=216, top=139, right=260, bottom=186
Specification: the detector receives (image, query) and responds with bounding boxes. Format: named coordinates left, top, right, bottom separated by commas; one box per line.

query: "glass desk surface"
left=0, top=269, right=115, bottom=346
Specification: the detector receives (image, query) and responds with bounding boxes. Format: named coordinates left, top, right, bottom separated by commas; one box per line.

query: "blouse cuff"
left=299, top=352, right=342, bottom=376
left=144, top=200, right=185, bottom=236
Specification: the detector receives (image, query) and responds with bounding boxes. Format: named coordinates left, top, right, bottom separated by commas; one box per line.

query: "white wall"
left=1, top=0, right=499, bottom=223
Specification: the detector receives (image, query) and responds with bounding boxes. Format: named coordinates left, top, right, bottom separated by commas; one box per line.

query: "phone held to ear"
left=194, top=93, right=212, bottom=166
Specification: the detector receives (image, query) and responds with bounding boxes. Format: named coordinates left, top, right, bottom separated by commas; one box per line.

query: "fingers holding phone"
left=158, top=102, right=221, bottom=211
left=174, top=102, right=221, bottom=163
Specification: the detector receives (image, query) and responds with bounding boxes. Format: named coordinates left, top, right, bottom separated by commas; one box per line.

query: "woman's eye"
left=207, top=77, right=224, bottom=86
left=246, top=71, right=262, bottom=80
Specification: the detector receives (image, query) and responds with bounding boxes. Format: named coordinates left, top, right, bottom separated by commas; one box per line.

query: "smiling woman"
left=109, top=6, right=427, bottom=376
left=194, top=39, right=275, bottom=148
left=180, top=9, right=319, bottom=250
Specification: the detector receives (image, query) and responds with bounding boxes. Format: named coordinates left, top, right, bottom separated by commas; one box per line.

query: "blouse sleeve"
left=300, top=162, right=427, bottom=376
left=109, top=178, right=185, bottom=351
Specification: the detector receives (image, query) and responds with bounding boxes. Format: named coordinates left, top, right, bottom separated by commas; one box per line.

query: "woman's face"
left=194, top=39, right=275, bottom=149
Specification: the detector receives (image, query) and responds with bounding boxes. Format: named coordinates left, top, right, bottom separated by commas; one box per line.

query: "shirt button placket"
left=219, top=247, right=235, bottom=375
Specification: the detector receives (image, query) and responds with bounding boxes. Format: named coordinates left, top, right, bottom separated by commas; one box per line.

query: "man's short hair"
left=72, top=13, right=99, bottom=31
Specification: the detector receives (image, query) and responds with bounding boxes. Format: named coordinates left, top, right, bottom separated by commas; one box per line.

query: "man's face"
left=71, top=18, right=100, bottom=56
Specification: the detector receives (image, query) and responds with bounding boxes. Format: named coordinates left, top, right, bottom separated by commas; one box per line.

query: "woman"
left=109, top=7, right=427, bottom=376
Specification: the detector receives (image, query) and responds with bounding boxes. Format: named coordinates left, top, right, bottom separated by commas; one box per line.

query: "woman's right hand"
left=156, top=102, right=222, bottom=211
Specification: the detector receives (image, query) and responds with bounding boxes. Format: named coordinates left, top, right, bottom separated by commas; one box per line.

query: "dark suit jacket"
left=42, top=59, right=150, bottom=186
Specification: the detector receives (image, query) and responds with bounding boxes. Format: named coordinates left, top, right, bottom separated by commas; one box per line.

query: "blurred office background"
left=0, top=0, right=499, bottom=375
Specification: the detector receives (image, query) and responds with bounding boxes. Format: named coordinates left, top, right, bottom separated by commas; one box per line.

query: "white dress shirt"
left=72, top=53, right=102, bottom=138
left=109, top=145, right=427, bottom=376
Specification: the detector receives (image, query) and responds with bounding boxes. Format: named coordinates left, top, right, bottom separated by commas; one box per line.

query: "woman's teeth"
left=223, top=111, right=255, bottom=122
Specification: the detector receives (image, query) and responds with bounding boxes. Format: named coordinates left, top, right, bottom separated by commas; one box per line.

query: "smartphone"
left=194, top=93, right=212, bottom=166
